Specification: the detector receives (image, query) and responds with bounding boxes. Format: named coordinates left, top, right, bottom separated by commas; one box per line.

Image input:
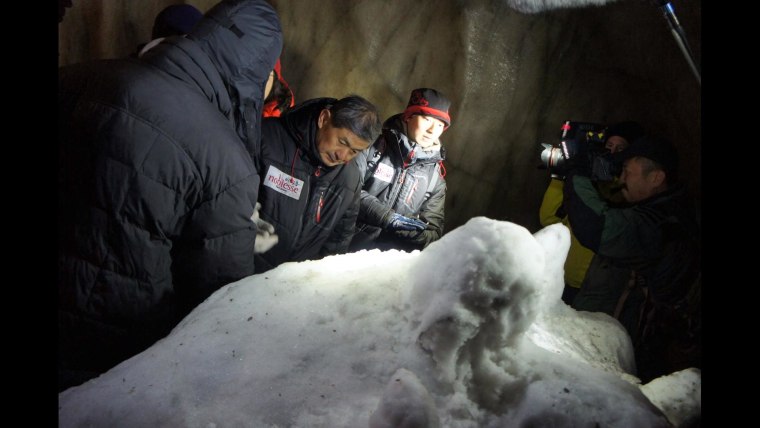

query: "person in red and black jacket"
left=350, top=88, right=451, bottom=252
left=254, top=95, right=382, bottom=273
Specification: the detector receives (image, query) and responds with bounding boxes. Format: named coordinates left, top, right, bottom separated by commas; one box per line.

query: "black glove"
left=591, top=152, right=621, bottom=182
left=385, top=213, right=427, bottom=231
left=565, top=141, right=592, bottom=177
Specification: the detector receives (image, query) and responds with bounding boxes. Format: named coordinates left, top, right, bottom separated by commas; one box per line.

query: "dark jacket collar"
left=281, top=98, right=338, bottom=168
left=641, top=184, right=700, bottom=235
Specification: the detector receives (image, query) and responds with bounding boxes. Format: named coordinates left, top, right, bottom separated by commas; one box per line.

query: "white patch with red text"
left=373, top=162, right=394, bottom=183
left=264, top=165, right=303, bottom=200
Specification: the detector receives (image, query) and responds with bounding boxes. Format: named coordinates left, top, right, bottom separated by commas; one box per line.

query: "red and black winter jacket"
left=350, top=114, right=447, bottom=252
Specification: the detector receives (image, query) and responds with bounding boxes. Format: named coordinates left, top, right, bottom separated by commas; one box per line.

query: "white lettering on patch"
left=373, top=162, right=394, bottom=183
left=264, top=165, right=304, bottom=200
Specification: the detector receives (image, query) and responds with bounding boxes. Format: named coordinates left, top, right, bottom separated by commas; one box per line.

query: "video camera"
left=538, top=120, right=618, bottom=181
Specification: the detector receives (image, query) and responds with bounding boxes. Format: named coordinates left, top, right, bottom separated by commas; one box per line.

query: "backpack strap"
left=364, top=138, right=386, bottom=183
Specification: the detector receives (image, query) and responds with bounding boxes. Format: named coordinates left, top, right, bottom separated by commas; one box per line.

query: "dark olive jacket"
left=565, top=173, right=700, bottom=336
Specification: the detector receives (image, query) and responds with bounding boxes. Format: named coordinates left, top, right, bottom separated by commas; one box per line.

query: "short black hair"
left=264, top=77, right=294, bottom=114
left=329, top=95, right=382, bottom=144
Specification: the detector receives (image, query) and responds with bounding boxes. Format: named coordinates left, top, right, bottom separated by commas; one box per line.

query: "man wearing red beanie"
left=350, top=88, right=452, bottom=252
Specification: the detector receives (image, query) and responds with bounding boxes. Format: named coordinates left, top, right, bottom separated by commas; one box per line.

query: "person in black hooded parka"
left=58, top=0, right=282, bottom=391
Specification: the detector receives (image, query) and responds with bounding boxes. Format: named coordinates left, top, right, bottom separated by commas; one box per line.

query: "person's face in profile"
left=620, top=157, right=663, bottom=203
left=605, top=135, right=629, bottom=154
left=315, top=109, right=370, bottom=167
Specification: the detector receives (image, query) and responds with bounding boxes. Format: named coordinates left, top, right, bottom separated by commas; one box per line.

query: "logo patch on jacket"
left=373, top=163, right=394, bottom=183
left=264, top=165, right=303, bottom=200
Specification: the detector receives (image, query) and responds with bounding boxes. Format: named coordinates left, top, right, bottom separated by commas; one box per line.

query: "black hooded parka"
left=57, top=0, right=282, bottom=386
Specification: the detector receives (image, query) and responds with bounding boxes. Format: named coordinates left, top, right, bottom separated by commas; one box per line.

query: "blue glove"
left=386, top=213, right=427, bottom=231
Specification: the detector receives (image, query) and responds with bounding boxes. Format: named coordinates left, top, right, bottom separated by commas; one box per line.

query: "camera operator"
left=563, top=134, right=700, bottom=382
left=540, top=121, right=645, bottom=305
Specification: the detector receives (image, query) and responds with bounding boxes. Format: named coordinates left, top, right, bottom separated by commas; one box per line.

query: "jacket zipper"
left=389, top=169, right=407, bottom=211
left=316, top=191, right=325, bottom=223
left=405, top=181, right=418, bottom=204
left=314, top=166, right=325, bottom=223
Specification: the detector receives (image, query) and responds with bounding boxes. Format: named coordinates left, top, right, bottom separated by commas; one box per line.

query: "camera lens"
left=540, top=143, right=564, bottom=170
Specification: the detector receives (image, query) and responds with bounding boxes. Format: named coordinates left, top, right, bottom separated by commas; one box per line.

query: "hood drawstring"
left=290, top=147, right=299, bottom=182
left=403, top=145, right=416, bottom=169
left=316, top=191, right=325, bottom=223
